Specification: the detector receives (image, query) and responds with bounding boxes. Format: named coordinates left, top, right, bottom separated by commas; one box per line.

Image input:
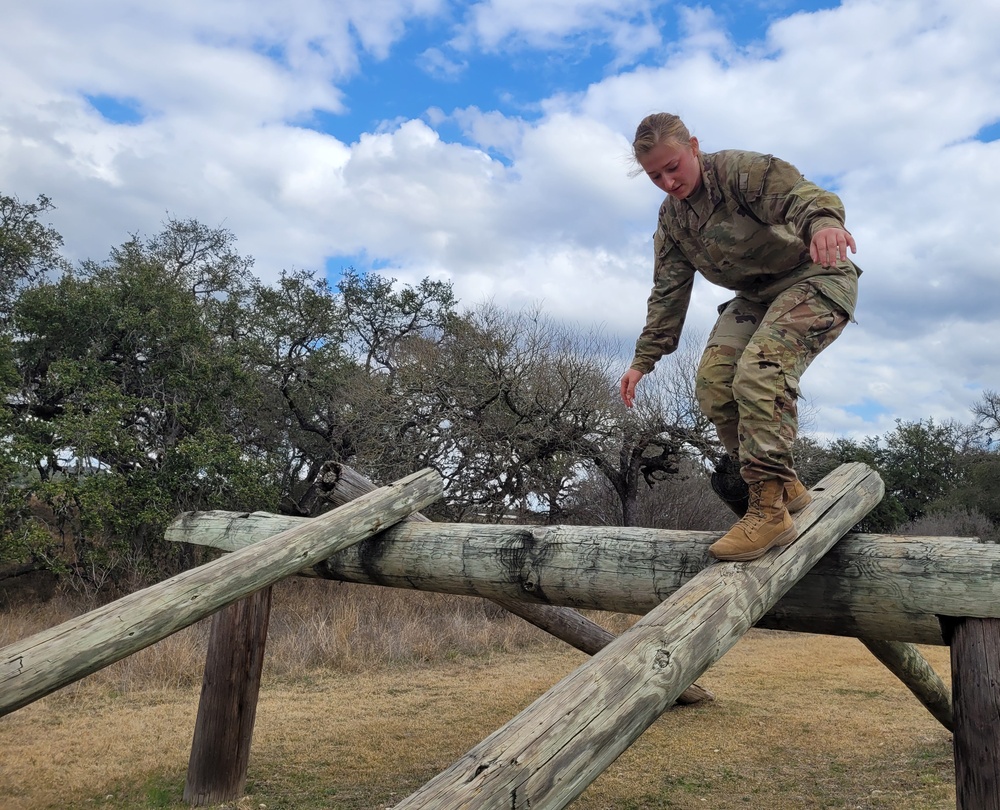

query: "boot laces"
left=737, top=484, right=768, bottom=530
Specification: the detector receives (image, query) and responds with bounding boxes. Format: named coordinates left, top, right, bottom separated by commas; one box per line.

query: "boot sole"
left=709, top=525, right=798, bottom=562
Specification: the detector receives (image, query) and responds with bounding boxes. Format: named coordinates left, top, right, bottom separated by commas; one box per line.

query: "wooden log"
left=184, top=587, right=272, bottom=806
left=859, top=638, right=953, bottom=731
left=167, top=517, right=995, bottom=648
left=323, top=465, right=614, bottom=652
left=320, top=463, right=712, bottom=704
left=392, top=462, right=884, bottom=809
left=948, top=617, right=1000, bottom=809
left=0, top=468, right=442, bottom=717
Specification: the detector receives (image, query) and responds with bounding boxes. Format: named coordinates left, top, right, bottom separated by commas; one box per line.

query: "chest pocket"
left=703, top=159, right=776, bottom=269
left=689, top=198, right=764, bottom=273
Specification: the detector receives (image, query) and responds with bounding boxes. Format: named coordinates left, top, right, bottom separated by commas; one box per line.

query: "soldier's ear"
left=689, top=136, right=700, bottom=155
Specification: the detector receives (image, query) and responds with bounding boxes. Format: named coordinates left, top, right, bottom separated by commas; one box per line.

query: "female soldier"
left=619, top=113, right=859, bottom=561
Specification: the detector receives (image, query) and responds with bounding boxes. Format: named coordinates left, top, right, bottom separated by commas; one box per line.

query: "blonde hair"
left=629, top=113, right=692, bottom=175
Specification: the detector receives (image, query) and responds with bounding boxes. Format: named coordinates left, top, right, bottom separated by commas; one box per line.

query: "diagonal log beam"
left=0, top=468, right=442, bottom=718
left=392, top=462, right=883, bottom=809
left=860, top=638, right=953, bottom=730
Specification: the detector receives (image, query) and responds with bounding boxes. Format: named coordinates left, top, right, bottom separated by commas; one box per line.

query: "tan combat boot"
left=784, top=478, right=812, bottom=513
left=709, top=479, right=797, bottom=561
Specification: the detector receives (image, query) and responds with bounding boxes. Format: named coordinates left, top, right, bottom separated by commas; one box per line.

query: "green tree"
left=0, top=194, right=70, bottom=322
left=360, top=302, right=620, bottom=523
left=824, top=419, right=967, bottom=533
left=933, top=391, right=1000, bottom=526
left=4, top=223, right=278, bottom=591
left=338, top=268, right=457, bottom=376
left=237, top=268, right=362, bottom=515
left=0, top=193, right=72, bottom=582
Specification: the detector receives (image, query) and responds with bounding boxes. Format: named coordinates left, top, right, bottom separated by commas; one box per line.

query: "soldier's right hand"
left=620, top=368, right=644, bottom=408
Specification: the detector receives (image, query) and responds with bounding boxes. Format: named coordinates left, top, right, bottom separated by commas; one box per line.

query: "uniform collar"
left=682, top=152, right=723, bottom=225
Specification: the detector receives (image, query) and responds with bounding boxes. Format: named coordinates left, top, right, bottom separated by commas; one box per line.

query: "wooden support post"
left=184, top=587, right=273, bottom=806
left=391, top=463, right=883, bottom=809
left=321, top=464, right=713, bottom=704
left=0, top=468, right=442, bottom=717
left=948, top=617, right=1000, bottom=810
left=860, top=638, right=953, bottom=731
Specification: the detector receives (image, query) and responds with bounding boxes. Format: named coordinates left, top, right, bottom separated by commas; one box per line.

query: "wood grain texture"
left=0, top=468, right=442, bottom=717
left=860, top=638, right=953, bottom=730
left=950, top=618, right=1000, bottom=810
left=184, top=587, right=272, bottom=806
left=321, top=464, right=712, bottom=704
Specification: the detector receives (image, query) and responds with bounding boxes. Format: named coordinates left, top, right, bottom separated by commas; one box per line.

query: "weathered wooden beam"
left=321, top=464, right=621, bottom=655
left=0, top=468, right=442, bottom=717
left=947, top=617, right=1000, bottom=810
left=184, top=587, right=273, bottom=806
left=318, top=463, right=712, bottom=704
left=391, top=462, right=883, bottom=809
left=859, top=638, right=953, bottom=730
left=168, top=510, right=994, bottom=648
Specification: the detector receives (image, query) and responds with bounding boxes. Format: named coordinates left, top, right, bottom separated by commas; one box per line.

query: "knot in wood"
left=652, top=648, right=672, bottom=670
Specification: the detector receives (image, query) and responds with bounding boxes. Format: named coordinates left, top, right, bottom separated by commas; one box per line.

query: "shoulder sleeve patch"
left=740, top=155, right=773, bottom=201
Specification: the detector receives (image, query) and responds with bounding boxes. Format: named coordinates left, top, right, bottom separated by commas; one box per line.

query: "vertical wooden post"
left=949, top=617, right=1000, bottom=810
left=184, top=586, right=273, bottom=806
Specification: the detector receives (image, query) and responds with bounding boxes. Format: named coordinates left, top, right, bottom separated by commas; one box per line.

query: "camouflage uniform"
left=629, top=149, right=859, bottom=484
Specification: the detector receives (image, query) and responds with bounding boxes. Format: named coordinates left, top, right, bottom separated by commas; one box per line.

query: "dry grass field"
left=0, top=579, right=956, bottom=810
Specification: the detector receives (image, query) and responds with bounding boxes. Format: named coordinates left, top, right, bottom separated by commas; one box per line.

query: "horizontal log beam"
left=319, top=463, right=713, bottom=704
left=0, top=469, right=442, bottom=717
left=168, top=508, right=990, bottom=649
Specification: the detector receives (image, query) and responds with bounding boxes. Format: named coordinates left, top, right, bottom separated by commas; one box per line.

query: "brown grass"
left=0, top=581, right=955, bottom=809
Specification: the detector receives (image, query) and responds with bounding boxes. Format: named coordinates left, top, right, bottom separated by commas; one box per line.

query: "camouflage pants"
left=695, top=282, right=849, bottom=484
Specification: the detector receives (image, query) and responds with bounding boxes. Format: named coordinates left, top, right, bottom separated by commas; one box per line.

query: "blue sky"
left=1, top=0, right=999, bottom=442
left=306, top=1, right=842, bottom=148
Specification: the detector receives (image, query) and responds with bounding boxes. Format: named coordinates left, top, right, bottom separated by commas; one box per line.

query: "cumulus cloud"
left=452, top=0, right=663, bottom=61
left=1, top=0, right=998, bottom=438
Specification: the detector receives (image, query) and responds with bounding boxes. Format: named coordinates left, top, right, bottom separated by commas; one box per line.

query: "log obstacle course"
left=1, top=461, right=998, bottom=807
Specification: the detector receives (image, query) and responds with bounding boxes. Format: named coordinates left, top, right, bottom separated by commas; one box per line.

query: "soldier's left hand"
left=810, top=227, right=856, bottom=267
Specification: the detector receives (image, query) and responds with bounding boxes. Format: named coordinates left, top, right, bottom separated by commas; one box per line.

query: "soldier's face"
left=638, top=138, right=702, bottom=200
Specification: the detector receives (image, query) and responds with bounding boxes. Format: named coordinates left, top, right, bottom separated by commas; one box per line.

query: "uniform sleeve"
left=739, top=154, right=848, bottom=246
left=629, top=225, right=696, bottom=374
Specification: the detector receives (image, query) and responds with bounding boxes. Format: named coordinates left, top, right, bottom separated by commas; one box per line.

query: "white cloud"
left=452, top=0, right=663, bottom=62
left=1, top=0, right=998, bottom=440
left=418, top=47, right=468, bottom=80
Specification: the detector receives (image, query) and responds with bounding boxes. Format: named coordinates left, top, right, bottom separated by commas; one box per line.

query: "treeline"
left=1, top=193, right=998, bottom=595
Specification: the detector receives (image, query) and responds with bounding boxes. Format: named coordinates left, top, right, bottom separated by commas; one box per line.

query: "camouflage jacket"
left=630, top=149, right=860, bottom=374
